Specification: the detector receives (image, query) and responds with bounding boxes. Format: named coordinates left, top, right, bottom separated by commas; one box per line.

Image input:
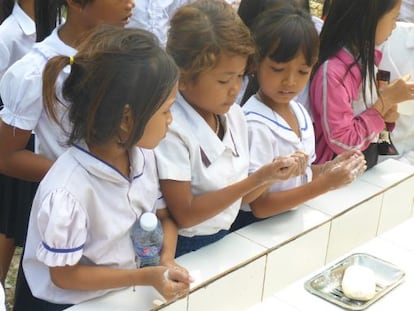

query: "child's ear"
left=178, top=77, right=187, bottom=92
left=66, top=0, right=83, bottom=11
left=119, top=104, right=133, bottom=134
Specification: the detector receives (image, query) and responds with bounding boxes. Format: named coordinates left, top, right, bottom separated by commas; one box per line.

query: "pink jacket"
left=310, top=48, right=385, bottom=164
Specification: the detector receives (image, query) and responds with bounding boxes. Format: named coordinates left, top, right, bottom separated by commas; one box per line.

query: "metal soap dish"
left=304, top=253, right=405, bottom=310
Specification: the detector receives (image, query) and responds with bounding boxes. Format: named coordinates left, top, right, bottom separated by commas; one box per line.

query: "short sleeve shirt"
left=243, top=95, right=315, bottom=196
left=154, top=93, right=249, bottom=236
left=0, top=27, right=76, bottom=160
left=23, top=145, right=165, bottom=304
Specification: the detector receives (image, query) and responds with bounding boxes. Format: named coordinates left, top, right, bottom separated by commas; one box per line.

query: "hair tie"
left=69, top=56, right=75, bottom=65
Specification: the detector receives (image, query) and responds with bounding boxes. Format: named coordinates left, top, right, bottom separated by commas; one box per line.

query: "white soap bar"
left=342, top=265, right=376, bottom=301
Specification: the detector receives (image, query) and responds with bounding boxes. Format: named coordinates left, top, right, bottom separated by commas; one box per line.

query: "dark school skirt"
left=13, top=260, right=73, bottom=311
left=0, top=134, right=38, bottom=246
left=175, top=229, right=229, bottom=258
left=230, top=210, right=264, bottom=232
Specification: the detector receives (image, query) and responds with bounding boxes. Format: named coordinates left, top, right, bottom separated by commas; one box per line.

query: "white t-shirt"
left=154, top=93, right=249, bottom=236
left=0, top=27, right=76, bottom=161
left=242, top=95, right=315, bottom=211
left=379, top=22, right=414, bottom=164
left=23, top=144, right=165, bottom=304
left=0, top=2, right=35, bottom=80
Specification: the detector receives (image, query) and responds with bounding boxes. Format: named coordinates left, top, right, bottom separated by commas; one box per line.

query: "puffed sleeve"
left=36, top=189, right=88, bottom=267
left=0, top=56, right=43, bottom=130
left=0, top=38, right=11, bottom=77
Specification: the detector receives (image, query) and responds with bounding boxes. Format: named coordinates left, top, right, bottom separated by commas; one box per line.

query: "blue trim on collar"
left=244, top=104, right=308, bottom=132
left=73, top=144, right=145, bottom=182
left=132, top=148, right=145, bottom=180
left=42, top=241, right=84, bottom=254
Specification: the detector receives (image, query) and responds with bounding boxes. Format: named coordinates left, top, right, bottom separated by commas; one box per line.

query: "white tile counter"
left=65, top=159, right=414, bottom=311
left=250, top=217, right=414, bottom=310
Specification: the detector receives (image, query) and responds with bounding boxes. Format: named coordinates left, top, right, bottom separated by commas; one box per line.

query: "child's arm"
left=157, top=208, right=178, bottom=264
left=249, top=151, right=366, bottom=218
left=156, top=208, right=187, bottom=273
left=0, top=120, right=53, bottom=181
left=49, top=264, right=191, bottom=301
left=241, top=155, right=303, bottom=204
left=160, top=158, right=297, bottom=228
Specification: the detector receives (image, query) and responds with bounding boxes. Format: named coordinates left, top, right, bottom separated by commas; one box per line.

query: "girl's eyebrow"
left=218, top=69, right=247, bottom=76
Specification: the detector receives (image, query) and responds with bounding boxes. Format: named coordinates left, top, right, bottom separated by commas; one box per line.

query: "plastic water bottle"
left=130, top=212, right=163, bottom=267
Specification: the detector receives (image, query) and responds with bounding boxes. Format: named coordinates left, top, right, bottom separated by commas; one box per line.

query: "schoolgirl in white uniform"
left=24, top=145, right=165, bottom=304
left=155, top=0, right=299, bottom=257
left=0, top=0, right=36, bottom=286
left=0, top=26, right=76, bottom=161
left=244, top=96, right=315, bottom=191
left=23, top=27, right=191, bottom=310
left=0, top=1, right=136, bottom=310
left=232, top=6, right=366, bottom=230
left=155, top=93, right=250, bottom=239
left=379, top=22, right=414, bottom=165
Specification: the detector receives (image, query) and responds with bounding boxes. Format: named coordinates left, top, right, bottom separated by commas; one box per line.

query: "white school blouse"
left=23, top=144, right=165, bottom=304
left=154, top=93, right=249, bottom=237
left=241, top=96, right=315, bottom=211
left=127, top=0, right=192, bottom=47
left=0, top=2, right=35, bottom=80
left=0, top=27, right=76, bottom=161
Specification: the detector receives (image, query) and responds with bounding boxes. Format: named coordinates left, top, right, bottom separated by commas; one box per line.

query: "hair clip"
left=69, top=56, right=75, bottom=65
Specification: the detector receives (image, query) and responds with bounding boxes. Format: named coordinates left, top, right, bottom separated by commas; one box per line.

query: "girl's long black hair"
left=313, top=0, right=399, bottom=104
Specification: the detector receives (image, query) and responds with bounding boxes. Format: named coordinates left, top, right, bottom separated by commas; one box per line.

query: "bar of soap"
left=341, top=265, right=376, bottom=301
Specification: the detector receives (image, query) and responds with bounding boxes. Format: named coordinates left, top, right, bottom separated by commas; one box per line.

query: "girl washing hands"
left=232, top=6, right=366, bottom=229
left=22, top=26, right=192, bottom=310
left=154, top=0, right=303, bottom=257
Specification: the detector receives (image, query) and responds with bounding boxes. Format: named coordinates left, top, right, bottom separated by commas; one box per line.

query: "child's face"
left=179, top=54, right=247, bottom=118
left=375, top=0, right=401, bottom=45
left=78, top=0, right=135, bottom=28
left=257, top=52, right=312, bottom=107
left=136, top=83, right=177, bottom=149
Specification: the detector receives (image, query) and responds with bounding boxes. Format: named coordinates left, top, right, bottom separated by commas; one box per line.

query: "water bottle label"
left=135, top=245, right=161, bottom=259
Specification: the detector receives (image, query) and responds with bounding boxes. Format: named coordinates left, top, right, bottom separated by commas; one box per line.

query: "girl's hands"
left=383, top=104, right=399, bottom=123
left=161, top=260, right=192, bottom=282
left=148, top=266, right=192, bottom=301
left=289, top=150, right=309, bottom=176
left=320, top=150, right=366, bottom=190
left=374, top=74, right=414, bottom=117
left=257, top=156, right=299, bottom=184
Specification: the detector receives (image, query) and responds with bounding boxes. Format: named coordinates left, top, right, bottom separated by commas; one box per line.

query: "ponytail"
left=35, top=0, right=66, bottom=42
left=43, top=56, right=72, bottom=123
left=0, top=0, right=14, bottom=24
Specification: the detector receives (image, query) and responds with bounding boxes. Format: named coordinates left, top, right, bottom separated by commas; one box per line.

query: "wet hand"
left=289, top=150, right=309, bottom=176
left=152, top=266, right=192, bottom=301
left=321, top=151, right=366, bottom=189
left=376, top=74, right=414, bottom=116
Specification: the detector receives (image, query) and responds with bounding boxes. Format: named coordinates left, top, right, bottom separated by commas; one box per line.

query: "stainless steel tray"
left=304, top=253, right=405, bottom=310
